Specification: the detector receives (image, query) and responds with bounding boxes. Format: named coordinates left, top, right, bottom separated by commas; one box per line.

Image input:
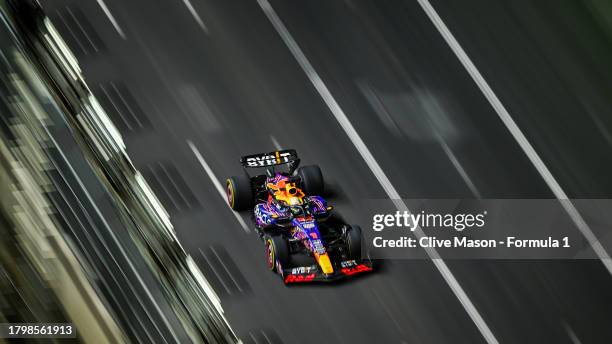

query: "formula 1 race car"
left=226, top=149, right=372, bottom=284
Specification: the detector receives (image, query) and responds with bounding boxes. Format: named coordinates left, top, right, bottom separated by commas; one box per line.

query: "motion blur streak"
left=95, top=0, right=125, bottom=39
left=257, top=1, right=498, bottom=343
left=181, top=0, right=209, bottom=34
left=417, top=0, right=612, bottom=275
left=435, top=132, right=482, bottom=199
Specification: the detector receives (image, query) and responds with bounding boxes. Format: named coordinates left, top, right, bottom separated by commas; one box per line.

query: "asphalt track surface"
left=39, top=0, right=612, bottom=343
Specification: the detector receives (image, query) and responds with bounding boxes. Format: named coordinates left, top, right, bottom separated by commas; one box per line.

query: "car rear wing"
left=240, top=149, right=298, bottom=168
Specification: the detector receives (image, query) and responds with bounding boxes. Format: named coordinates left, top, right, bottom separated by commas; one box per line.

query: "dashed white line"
left=182, top=0, right=209, bottom=34
left=417, top=0, right=612, bottom=275
left=187, top=140, right=250, bottom=233
left=257, top=1, right=498, bottom=343
left=96, top=0, right=126, bottom=39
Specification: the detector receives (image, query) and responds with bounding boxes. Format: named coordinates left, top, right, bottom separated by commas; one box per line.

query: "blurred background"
left=2, top=0, right=612, bottom=343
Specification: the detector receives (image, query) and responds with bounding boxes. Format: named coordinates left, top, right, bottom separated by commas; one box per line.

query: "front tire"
left=226, top=175, right=253, bottom=211
left=265, top=235, right=289, bottom=272
left=297, top=165, right=324, bottom=195
left=346, top=225, right=362, bottom=260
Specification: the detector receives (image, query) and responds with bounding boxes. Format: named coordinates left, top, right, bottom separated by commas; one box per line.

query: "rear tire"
left=265, top=235, right=290, bottom=272
left=297, top=165, right=324, bottom=195
left=346, top=225, right=362, bottom=260
left=226, top=175, right=253, bottom=211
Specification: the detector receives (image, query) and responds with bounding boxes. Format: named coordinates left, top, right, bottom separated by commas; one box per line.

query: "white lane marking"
left=187, top=140, right=251, bottom=233
left=182, top=0, right=209, bottom=34
left=270, top=135, right=282, bottom=150
left=257, top=2, right=499, bottom=344
left=417, top=0, right=612, bottom=274
left=96, top=0, right=126, bottom=39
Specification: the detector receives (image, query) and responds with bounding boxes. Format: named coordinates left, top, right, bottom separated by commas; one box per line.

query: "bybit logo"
left=245, top=151, right=292, bottom=167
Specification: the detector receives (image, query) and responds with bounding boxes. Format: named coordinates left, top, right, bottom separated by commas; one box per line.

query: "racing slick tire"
left=265, top=235, right=289, bottom=272
left=226, top=175, right=253, bottom=211
left=346, top=225, right=363, bottom=260
left=297, top=165, right=324, bottom=196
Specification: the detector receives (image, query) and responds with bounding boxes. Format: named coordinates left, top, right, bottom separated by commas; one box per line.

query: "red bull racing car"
left=226, top=149, right=372, bottom=284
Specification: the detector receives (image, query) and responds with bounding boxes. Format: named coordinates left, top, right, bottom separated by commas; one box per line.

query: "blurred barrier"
left=2, top=0, right=239, bottom=343
left=0, top=28, right=125, bottom=344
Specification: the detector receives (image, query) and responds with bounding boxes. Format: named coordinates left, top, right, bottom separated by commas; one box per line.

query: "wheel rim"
left=266, top=239, right=275, bottom=270
left=226, top=180, right=234, bottom=207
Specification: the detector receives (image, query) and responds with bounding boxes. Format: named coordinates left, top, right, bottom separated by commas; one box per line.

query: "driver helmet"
left=285, top=182, right=299, bottom=196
